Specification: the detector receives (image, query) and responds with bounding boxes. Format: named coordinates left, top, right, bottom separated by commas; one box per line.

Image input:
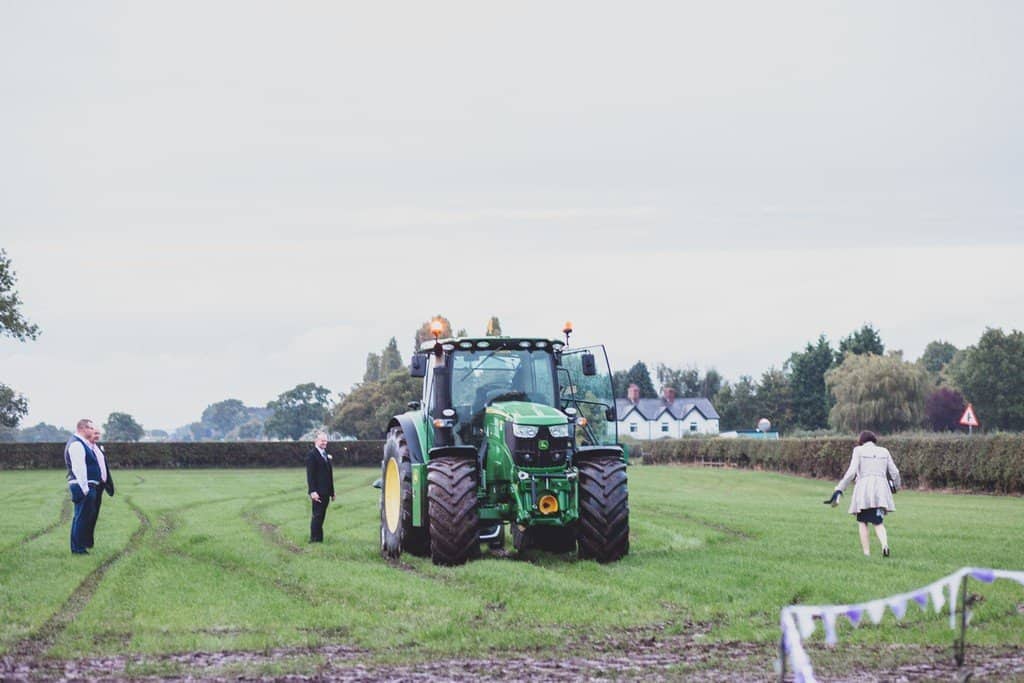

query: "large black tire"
left=427, top=456, right=480, bottom=566
left=577, top=456, right=629, bottom=563
left=380, top=427, right=429, bottom=559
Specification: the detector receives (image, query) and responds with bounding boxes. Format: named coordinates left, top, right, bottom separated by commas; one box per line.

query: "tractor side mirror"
left=408, top=400, right=421, bottom=411
left=581, top=352, right=597, bottom=376
left=410, top=354, right=427, bottom=378
left=605, top=406, right=616, bottom=422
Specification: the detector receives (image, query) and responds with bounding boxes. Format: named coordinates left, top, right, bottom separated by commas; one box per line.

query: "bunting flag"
left=777, top=567, right=1024, bottom=683
left=822, top=610, right=838, bottom=646
left=929, top=580, right=946, bottom=613
left=866, top=600, right=887, bottom=624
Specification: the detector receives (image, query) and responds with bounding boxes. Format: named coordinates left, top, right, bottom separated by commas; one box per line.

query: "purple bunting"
left=845, top=608, right=862, bottom=626
left=912, top=592, right=929, bottom=608
left=970, top=569, right=995, bottom=583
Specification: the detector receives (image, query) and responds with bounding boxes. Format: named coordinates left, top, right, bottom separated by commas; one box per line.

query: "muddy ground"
left=2, top=634, right=1022, bottom=682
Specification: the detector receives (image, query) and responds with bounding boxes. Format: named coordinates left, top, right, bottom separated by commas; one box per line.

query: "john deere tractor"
left=380, top=324, right=629, bottom=565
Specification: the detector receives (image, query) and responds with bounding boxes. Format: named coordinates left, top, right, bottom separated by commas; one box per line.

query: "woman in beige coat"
left=824, top=431, right=901, bottom=557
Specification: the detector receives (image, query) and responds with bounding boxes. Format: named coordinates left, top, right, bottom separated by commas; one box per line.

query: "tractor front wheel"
left=427, top=456, right=480, bottom=566
left=380, top=428, right=429, bottom=559
left=577, top=456, right=629, bottom=563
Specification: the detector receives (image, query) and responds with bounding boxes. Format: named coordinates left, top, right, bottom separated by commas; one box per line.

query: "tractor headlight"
left=548, top=424, right=570, bottom=438
left=512, top=424, right=539, bottom=439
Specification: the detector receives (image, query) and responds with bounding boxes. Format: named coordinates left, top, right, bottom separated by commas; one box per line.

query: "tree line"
left=617, top=324, right=1024, bottom=434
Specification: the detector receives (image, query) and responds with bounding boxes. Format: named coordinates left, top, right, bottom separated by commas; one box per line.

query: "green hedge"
left=0, top=441, right=386, bottom=470
left=642, top=434, right=1024, bottom=494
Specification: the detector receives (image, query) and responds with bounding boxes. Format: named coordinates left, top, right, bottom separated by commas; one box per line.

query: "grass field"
left=1, top=466, right=1022, bottom=680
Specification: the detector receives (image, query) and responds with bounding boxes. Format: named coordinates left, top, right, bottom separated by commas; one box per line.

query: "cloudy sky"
left=2, top=2, right=1022, bottom=431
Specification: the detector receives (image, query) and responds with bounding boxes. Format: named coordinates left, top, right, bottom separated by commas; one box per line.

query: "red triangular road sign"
left=959, top=403, right=979, bottom=427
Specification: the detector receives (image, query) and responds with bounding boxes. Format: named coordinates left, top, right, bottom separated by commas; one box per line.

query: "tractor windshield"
left=559, top=345, right=618, bottom=447
left=450, top=349, right=557, bottom=445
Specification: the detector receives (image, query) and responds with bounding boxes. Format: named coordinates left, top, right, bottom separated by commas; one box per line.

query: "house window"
left=629, top=422, right=638, bottom=433
left=661, top=423, right=670, bottom=433
left=690, top=422, right=698, bottom=432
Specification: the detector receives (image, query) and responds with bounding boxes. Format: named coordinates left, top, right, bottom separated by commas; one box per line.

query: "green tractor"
left=379, top=324, right=629, bottom=565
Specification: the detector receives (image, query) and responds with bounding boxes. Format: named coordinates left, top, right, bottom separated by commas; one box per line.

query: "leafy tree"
left=414, top=315, right=453, bottom=352
left=755, top=368, right=793, bottom=432
left=363, top=352, right=381, bottom=383
left=0, top=249, right=40, bottom=342
left=235, top=419, right=265, bottom=440
left=330, top=370, right=422, bottom=439
left=825, top=352, right=928, bottom=433
left=925, top=387, right=966, bottom=431
left=200, top=398, right=248, bottom=438
left=0, top=384, right=29, bottom=429
left=485, top=316, right=502, bottom=336
left=656, top=364, right=722, bottom=398
left=611, top=370, right=629, bottom=397
left=919, top=340, right=958, bottom=376
left=838, top=323, right=885, bottom=357
left=623, top=361, right=657, bottom=398
left=16, top=422, right=72, bottom=442
left=698, top=368, right=723, bottom=399
left=187, top=422, right=212, bottom=441
left=714, top=376, right=758, bottom=430
left=1, top=250, right=38, bottom=431
left=379, top=337, right=403, bottom=375
left=786, top=335, right=838, bottom=430
left=264, top=382, right=333, bottom=441
left=104, top=412, right=145, bottom=441
left=947, top=327, right=1024, bottom=430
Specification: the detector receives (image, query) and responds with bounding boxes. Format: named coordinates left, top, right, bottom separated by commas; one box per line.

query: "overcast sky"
left=3, top=2, right=1023, bottom=431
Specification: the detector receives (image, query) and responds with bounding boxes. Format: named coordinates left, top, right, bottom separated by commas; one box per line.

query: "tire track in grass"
left=240, top=476, right=376, bottom=556
left=2, top=496, right=72, bottom=553
left=633, top=504, right=756, bottom=542
left=11, top=496, right=151, bottom=659
left=152, top=511, right=322, bottom=608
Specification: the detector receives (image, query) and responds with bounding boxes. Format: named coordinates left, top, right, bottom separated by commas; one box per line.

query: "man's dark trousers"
left=86, top=487, right=103, bottom=548
left=70, top=486, right=99, bottom=554
left=310, top=498, right=329, bottom=543
left=306, top=447, right=334, bottom=543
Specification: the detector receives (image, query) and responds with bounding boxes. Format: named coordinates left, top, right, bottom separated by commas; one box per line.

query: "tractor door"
left=559, top=345, right=619, bottom=446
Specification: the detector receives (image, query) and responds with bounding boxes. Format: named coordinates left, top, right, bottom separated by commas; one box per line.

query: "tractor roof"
left=417, top=336, right=567, bottom=353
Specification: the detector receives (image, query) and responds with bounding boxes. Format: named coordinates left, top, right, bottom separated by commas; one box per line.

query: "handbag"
left=888, top=477, right=898, bottom=494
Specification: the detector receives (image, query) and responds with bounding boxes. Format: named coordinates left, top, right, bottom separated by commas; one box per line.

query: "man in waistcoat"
left=305, top=431, right=335, bottom=543
left=65, top=418, right=101, bottom=554
left=85, top=427, right=115, bottom=549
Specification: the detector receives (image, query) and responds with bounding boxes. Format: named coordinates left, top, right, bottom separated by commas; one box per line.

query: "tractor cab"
left=410, top=336, right=618, bottom=453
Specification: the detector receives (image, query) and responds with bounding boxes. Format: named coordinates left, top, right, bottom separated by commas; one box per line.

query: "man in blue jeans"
left=64, top=419, right=102, bottom=554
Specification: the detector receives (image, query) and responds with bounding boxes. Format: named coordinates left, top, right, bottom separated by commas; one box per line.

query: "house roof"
left=616, top=397, right=720, bottom=421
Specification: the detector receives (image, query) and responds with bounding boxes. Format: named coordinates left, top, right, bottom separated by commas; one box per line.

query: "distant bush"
left=643, top=434, right=1024, bottom=494
left=0, top=441, right=385, bottom=470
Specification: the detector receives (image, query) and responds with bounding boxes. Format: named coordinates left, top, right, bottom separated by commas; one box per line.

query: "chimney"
left=627, top=383, right=640, bottom=404
left=662, top=386, right=677, bottom=404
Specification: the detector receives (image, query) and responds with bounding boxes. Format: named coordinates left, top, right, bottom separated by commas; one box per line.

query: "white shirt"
left=66, top=435, right=94, bottom=495
left=94, top=443, right=108, bottom=483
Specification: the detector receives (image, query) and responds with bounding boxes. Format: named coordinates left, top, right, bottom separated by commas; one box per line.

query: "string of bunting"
left=778, top=567, right=1024, bottom=683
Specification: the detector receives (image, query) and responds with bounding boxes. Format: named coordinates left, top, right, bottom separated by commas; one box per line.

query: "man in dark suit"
left=64, top=418, right=102, bottom=554
left=305, top=431, right=335, bottom=543
left=86, top=427, right=115, bottom=549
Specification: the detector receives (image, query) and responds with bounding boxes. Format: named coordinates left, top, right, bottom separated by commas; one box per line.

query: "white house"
left=612, top=385, right=720, bottom=439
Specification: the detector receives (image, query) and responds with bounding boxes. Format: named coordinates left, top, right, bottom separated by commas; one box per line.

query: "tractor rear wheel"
left=427, top=456, right=480, bottom=566
left=577, top=456, right=629, bottom=563
left=380, top=427, right=429, bottom=559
